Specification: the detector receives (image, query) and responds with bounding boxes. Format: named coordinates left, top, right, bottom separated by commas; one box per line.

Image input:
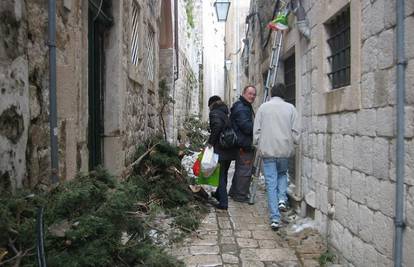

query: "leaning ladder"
left=249, top=30, right=285, bottom=204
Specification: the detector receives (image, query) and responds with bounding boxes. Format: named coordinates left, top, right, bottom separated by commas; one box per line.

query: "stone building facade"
left=159, top=0, right=203, bottom=143
left=0, top=0, right=167, bottom=189
left=244, top=0, right=414, bottom=265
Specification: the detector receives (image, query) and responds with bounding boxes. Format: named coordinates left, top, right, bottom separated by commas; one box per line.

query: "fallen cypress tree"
left=0, top=139, right=207, bottom=266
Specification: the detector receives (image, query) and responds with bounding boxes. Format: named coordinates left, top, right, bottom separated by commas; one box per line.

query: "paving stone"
left=241, top=260, right=265, bottom=267
left=258, top=239, right=280, bottom=249
left=237, top=238, right=259, bottom=248
left=219, top=220, right=232, bottom=229
left=235, top=230, right=252, bottom=238
left=190, top=245, right=219, bottom=255
left=200, top=223, right=219, bottom=231
left=192, top=234, right=218, bottom=246
left=182, top=254, right=222, bottom=266
left=220, top=236, right=236, bottom=244
left=252, top=230, right=278, bottom=240
left=221, top=243, right=239, bottom=254
left=240, top=248, right=298, bottom=262
left=222, top=253, right=239, bottom=264
left=220, top=230, right=234, bottom=237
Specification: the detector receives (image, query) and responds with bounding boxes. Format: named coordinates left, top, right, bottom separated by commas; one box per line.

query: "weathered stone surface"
left=361, top=0, right=385, bottom=40
left=356, top=109, right=376, bottom=137
left=190, top=245, right=219, bottom=255
left=353, top=136, right=374, bottom=175
left=237, top=238, right=259, bottom=248
left=371, top=212, right=393, bottom=257
left=240, top=248, right=297, bottom=262
left=353, top=205, right=375, bottom=243
left=182, top=254, right=222, bottom=266
left=376, top=106, right=395, bottom=137
left=241, top=261, right=265, bottom=267
left=222, top=253, right=239, bottom=264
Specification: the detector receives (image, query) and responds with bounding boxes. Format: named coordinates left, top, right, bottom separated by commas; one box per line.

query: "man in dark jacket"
left=207, top=96, right=237, bottom=210
left=229, top=85, right=257, bottom=202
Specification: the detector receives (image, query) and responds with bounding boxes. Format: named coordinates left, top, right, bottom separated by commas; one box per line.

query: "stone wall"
left=0, top=0, right=163, bottom=188
left=0, top=0, right=29, bottom=190
left=245, top=0, right=414, bottom=265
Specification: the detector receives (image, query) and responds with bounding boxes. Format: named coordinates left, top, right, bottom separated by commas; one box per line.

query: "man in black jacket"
left=207, top=96, right=237, bottom=210
left=229, top=85, right=257, bottom=202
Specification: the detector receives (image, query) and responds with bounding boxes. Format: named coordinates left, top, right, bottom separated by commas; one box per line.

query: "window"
left=130, top=1, right=140, bottom=65
left=146, top=27, right=155, bottom=81
left=283, top=53, right=296, bottom=105
left=326, top=7, right=350, bottom=89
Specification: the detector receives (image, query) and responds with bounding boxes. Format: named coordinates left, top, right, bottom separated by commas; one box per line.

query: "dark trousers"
left=217, top=160, right=232, bottom=208
left=229, top=148, right=254, bottom=200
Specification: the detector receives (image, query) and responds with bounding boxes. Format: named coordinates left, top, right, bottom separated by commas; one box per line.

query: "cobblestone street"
left=169, top=168, right=304, bottom=267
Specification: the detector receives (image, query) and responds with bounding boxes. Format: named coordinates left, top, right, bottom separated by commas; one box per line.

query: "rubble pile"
left=0, top=139, right=207, bottom=266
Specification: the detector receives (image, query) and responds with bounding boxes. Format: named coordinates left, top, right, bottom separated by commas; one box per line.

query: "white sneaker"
left=270, top=221, right=280, bottom=230
left=278, top=202, right=287, bottom=212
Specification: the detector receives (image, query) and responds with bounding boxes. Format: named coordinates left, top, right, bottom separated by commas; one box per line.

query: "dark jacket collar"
left=239, top=96, right=252, bottom=108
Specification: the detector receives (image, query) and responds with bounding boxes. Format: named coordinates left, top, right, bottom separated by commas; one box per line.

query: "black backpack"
left=219, top=116, right=237, bottom=149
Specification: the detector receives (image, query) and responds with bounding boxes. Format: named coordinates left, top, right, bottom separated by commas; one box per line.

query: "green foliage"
left=0, top=138, right=207, bottom=266
left=183, top=115, right=209, bottom=151
left=318, top=250, right=336, bottom=266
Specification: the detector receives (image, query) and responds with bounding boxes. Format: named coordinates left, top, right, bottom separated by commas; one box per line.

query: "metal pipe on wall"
left=394, top=0, right=406, bottom=266
left=48, top=0, right=59, bottom=183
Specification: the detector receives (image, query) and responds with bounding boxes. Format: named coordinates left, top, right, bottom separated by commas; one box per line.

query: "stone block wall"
left=298, top=0, right=414, bottom=266
left=0, top=0, right=164, bottom=188
left=245, top=0, right=414, bottom=265
left=0, top=0, right=89, bottom=189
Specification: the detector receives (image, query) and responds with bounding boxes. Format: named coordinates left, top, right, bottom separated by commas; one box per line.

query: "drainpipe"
left=48, top=0, right=59, bottom=183
left=292, top=0, right=310, bottom=40
left=174, top=0, right=179, bottom=81
left=394, top=0, right=406, bottom=266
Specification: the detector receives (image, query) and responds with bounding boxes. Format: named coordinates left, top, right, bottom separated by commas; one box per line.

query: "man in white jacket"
left=253, top=83, right=300, bottom=230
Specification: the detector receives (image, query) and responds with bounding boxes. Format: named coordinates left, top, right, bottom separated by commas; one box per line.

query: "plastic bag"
left=195, top=163, right=220, bottom=187
left=192, top=158, right=201, bottom=176
left=201, top=146, right=218, bottom=177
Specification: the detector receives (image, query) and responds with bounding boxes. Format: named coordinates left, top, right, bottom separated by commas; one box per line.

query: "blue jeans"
left=262, top=157, right=288, bottom=223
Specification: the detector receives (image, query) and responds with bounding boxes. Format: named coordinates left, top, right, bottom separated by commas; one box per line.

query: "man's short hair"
left=242, top=85, right=256, bottom=94
left=271, top=83, right=285, bottom=99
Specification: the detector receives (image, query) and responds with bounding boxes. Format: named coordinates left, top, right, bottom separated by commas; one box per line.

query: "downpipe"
left=48, top=0, right=59, bottom=183
left=394, top=0, right=406, bottom=266
left=292, top=0, right=310, bottom=40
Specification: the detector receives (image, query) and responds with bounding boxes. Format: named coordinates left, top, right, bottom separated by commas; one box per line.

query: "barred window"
left=326, top=7, right=350, bottom=89
left=146, top=27, right=155, bottom=81
left=130, top=1, right=140, bottom=65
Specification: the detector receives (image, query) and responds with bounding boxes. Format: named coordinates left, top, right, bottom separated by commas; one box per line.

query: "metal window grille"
left=131, top=2, right=140, bottom=65
left=326, top=7, right=350, bottom=89
left=283, top=53, right=296, bottom=105
left=146, top=28, right=155, bottom=81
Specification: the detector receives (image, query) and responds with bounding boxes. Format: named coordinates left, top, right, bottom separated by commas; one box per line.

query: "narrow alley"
left=169, top=163, right=327, bottom=267
left=0, top=0, right=413, bottom=266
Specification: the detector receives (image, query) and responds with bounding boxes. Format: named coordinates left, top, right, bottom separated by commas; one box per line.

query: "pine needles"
left=0, top=138, right=207, bottom=266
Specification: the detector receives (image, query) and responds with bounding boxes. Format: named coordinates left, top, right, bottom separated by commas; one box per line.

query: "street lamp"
left=214, top=0, right=231, bottom=22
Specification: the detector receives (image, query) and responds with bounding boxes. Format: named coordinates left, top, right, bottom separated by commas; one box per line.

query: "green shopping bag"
left=195, top=150, right=220, bottom=187
left=195, top=163, right=220, bottom=187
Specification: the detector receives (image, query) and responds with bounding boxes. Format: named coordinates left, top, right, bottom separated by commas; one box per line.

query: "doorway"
left=88, top=0, right=113, bottom=169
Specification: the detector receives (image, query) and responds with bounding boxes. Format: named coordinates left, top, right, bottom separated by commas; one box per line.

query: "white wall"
left=202, top=0, right=225, bottom=120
